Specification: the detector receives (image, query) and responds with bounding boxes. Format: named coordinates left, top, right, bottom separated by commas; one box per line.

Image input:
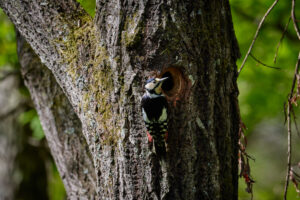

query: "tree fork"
left=1, top=0, right=241, bottom=199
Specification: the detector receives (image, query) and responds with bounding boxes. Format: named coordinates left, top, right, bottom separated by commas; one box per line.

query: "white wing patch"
left=142, top=108, right=150, bottom=122
left=158, top=108, right=167, bottom=122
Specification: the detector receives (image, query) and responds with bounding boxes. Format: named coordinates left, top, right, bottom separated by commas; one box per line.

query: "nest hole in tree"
left=160, top=67, right=186, bottom=102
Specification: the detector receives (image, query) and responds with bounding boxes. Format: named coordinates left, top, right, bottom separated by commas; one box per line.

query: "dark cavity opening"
left=161, top=72, right=174, bottom=91
left=159, top=66, right=186, bottom=101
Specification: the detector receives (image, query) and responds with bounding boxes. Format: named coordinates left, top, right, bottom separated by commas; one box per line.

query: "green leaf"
left=18, top=109, right=36, bottom=125
left=48, top=163, right=66, bottom=200
left=30, top=116, right=45, bottom=140
left=19, top=109, right=45, bottom=140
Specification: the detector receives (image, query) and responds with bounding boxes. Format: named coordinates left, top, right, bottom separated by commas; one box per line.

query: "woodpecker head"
left=145, top=77, right=169, bottom=96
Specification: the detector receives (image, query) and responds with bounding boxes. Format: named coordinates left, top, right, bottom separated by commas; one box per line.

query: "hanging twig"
left=249, top=53, right=280, bottom=69
left=291, top=168, right=300, bottom=180
left=274, top=17, right=291, bottom=63
left=283, top=0, right=300, bottom=193
left=238, top=121, right=255, bottom=198
left=284, top=102, right=292, bottom=200
left=284, top=0, right=300, bottom=195
left=238, top=0, right=279, bottom=76
left=291, top=108, right=300, bottom=137
left=284, top=52, right=300, bottom=200
left=291, top=0, right=300, bottom=40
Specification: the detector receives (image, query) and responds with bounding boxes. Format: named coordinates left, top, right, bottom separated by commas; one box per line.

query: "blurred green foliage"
left=231, top=0, right=299, bottom=130
left=19, top=109, right=45, bottom=140
left=77, top=0, right=96, bottom=17
left=231, top=0, right=300, bottom=199
left=30, top=115, right=45, bottom=140
left=48, top=164, right=67, bottom=200
left=0, top=8, right=17, bottom=68
left=0, top=8, right=66, bottom=200
left=0, top=0, right=299, bottom=199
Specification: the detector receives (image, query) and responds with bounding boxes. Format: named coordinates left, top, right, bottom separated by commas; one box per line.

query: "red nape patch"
left=165, top=132, right=168, bottom=140
left=147, top=132, right=153, bottom=143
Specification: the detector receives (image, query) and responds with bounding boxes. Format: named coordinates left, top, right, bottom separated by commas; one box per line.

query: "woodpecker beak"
left=157, top=77, right=169, bottom=82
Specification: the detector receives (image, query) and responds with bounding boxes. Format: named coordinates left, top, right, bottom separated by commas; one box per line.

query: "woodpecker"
left=141, top=77, right=169, bottom=155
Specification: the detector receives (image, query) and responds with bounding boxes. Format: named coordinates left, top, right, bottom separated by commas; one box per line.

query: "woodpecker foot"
left=165, top=132, right=168, bottom=140
left=147, top=132, right=153, bottom=143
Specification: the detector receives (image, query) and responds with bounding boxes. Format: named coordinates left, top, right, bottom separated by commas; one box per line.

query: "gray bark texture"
left=0, top=74, right=23, bottom=200
left=17, top=33, right=97, bottom=199
left=1, top=0, right=241, bottom=199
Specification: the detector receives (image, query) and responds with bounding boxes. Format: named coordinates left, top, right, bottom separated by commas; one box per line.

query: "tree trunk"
left=1, top=0, right=241, bottom=199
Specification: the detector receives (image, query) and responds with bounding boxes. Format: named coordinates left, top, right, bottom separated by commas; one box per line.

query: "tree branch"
left=284, top=52, right=300, bottom=200
left=237, top=0, right=279, bottom=76
left=274, top=17, right=291, bottom=63
left=282, top=0, right=300, bottom=191
left=0, top=0, right=94, bottom=111
left=231, top=6, right=297, bottom=42
left=284, top=100, right=293, bottom=200
left=16, top=33, right=97, bottom=199
left=0, top=0, right=86, bottom=69
left=249, top=53, right=280, bottom=69
left=291, top=0, right=300, bottom=40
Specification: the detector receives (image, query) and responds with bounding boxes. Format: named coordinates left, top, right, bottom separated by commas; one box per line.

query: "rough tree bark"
left=17, top=33, right=97, bottom=199
left=1, top=0, right=241, bottom=199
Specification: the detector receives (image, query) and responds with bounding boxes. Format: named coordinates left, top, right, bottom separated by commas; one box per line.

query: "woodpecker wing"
left=141, top=95, right=168, bottom=121
left=141, top=94, right=168, bottom=155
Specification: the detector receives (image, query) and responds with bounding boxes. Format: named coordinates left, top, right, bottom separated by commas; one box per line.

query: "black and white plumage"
left=141, top=77, right=168, bottom=155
